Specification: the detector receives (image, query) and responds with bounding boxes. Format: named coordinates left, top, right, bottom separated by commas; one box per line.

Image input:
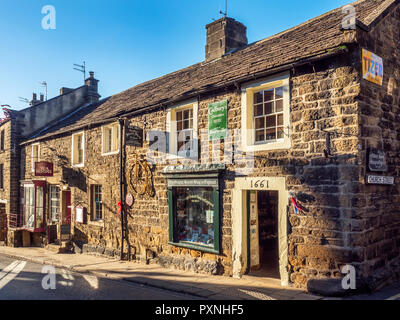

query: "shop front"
left=163, top=164, right=225, bottom=255
left=19, top=161, right=72, bottom=247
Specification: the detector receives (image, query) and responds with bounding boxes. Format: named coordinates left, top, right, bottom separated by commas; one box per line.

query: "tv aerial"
left=73, top=61, right=86, bottom=82
left=220, top=0, right=228, bottom=17
left=39, top=81, right=48, bottom=101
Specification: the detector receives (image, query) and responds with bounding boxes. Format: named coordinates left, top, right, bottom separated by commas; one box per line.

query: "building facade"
left=3, top=0, right=400, bottom=290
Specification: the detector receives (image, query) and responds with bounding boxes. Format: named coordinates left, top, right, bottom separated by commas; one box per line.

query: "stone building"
left=4, top=0, right=400, bottom=291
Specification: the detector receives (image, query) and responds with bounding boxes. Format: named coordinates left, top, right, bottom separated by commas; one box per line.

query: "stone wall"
left=0, top=119, right=21, bottom=245
left=355, top=4, right=400, bottom=289
left=21, top=47, right=365, bottom=285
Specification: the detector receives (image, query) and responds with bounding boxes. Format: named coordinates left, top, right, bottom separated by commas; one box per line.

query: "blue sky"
left=0, top=0, right=351, bottom=114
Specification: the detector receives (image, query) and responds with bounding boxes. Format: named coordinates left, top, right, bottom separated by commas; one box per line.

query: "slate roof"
left=22, top=0, right=398, bottom=144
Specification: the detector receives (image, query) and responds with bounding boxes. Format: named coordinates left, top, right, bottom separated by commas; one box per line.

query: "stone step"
left=46, top=244, right=62, bottom=253
left=46, top=241, right=73, bottom=254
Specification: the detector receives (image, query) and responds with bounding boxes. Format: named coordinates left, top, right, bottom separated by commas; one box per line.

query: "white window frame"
left=101, top=123, right=120, bottom=156
left=71, top=131, right=85, bottom=168
left=49, top=185, right=60, bottom=223
left=241, top=72, right=291, bottom=152
left=31, top=143, right=40, bottom=173
left=166, top=99, right=199, bottom=161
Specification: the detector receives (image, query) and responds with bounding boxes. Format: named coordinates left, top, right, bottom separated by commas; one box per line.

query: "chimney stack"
left=30, top=93, right=41, bottom=107
left=205, top=17, right=248, bottom=62
left=85, top=71, right=100, bottom=103
left=40, top=94, right=44, bottom=102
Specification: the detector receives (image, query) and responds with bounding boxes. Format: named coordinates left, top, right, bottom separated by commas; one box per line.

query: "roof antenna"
left=39, top=81, right=48, bottom=101
left=18, top=97, right=29, bottom=104
left=219, top=0, right=227, bottom=18
left=73, top=61, right=86, bottom=82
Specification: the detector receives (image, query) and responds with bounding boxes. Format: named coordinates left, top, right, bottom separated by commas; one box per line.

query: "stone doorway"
left=232, top=176, right=289, bottom=286
left=248, top=190, right=280, bottom=279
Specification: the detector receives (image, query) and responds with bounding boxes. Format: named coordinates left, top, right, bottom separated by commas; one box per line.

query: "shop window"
left=241, top=73, right=291, bottom=152
left=49, top=185, right=60, bottom=222
left=32, top=143, right=40, bottom=172
left=72, top=132, right=85, bottom=167
left=166, top=101, right=198, bottom=160
left=22, top=181, right=46, bottom=232
left=91, top=185, right=103, bottom=221
left=102, top=123, right=120, bottom=155
left=168, top=183, right=220, bottom=254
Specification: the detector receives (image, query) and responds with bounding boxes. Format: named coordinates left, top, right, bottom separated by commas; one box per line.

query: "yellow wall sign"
left=362, top=49, right=383, bottom=86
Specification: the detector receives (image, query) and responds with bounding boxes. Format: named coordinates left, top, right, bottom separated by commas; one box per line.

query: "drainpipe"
left=119, top=118, right=125, bottom=260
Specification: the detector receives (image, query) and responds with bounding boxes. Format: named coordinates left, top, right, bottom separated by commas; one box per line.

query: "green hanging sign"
left=208, top=100, right=228, bottom=140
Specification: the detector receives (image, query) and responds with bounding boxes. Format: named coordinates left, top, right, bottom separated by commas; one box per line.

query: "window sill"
left=169, top=241, right=220, bottom=255
left=88, top=220, right=104, bottom=227
left=72, top=163, right=84, bottom=168
left=102, top=150, right=120, bottom=156
left=166, top=153, right=198, bottom=162
left=241, top=139, right=291, bottom=153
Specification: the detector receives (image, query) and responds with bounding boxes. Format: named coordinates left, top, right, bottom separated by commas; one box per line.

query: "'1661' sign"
left=35, top=162, right=54, bottom=177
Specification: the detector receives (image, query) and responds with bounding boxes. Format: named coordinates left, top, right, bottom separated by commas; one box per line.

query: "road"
left=0, top=254, right=196, bottom=300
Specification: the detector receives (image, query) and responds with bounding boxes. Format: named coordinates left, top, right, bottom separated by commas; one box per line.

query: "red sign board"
left=35, top=162, right=54, bottom=177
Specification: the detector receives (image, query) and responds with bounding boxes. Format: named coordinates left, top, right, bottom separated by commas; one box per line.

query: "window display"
left=175, top=187, right=215, bottom=248
left=23, top=181, right=46, bottom=232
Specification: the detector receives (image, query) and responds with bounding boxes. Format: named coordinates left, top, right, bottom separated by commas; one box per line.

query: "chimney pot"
left=40, top=94, right=44, bottom=101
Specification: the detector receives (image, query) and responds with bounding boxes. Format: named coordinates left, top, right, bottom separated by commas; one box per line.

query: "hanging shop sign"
left=362, top=49, right=383, bottom=86
left=125, top=125, right=143, bottom=147
left=366, top=175, right=394, bottom=185
left=209, top=100, right=228, bottom=140
left=35, top=162, right=54, bottom=177
left=368, top=149, right=388, bottom=172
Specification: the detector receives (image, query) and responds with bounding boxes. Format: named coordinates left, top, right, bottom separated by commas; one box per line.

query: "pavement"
left=0, top=246, right=321, bottom=300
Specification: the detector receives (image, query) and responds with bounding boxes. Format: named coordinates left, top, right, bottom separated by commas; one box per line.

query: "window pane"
left=177, top=121, right=182, bottom=131
left=183, top=110, right=189, bottom=120
left=275, top=87, right=284, bottom=100
left=265, top=115, right=276, bottom=128
left=266, top=128, right=276, bottom=141
left=264, top=89, right=274, bottom=101
left=277, top=114, right=284, bottom=126
left=254, top=104, right=263, bottom=117
left=254, top=91, right=263, bottom=104
left=255, top=117, right=265, bottom=130
left=276, top=99, right=283, bottom=113
left=183, top=120, right=190, bottom=130
left=255, top=130, right=265, bottom=142
left=175, top=187, right=215, bottom=248
left=264, top=102, right=274, bottom=115
left=176, top=111, right=182, bottom=121
left=94, top=186, right=102, bottom=220
left=277, top=127, right=284, bottom=139
left=36, top=186, right=44, bottom=229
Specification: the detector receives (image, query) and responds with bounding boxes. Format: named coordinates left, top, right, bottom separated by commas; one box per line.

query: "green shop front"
left=163, top=164, right=225, bottom=255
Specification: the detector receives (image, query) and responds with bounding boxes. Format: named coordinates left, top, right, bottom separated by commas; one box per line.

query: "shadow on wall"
left=61, top=167, right=87, bottom=192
